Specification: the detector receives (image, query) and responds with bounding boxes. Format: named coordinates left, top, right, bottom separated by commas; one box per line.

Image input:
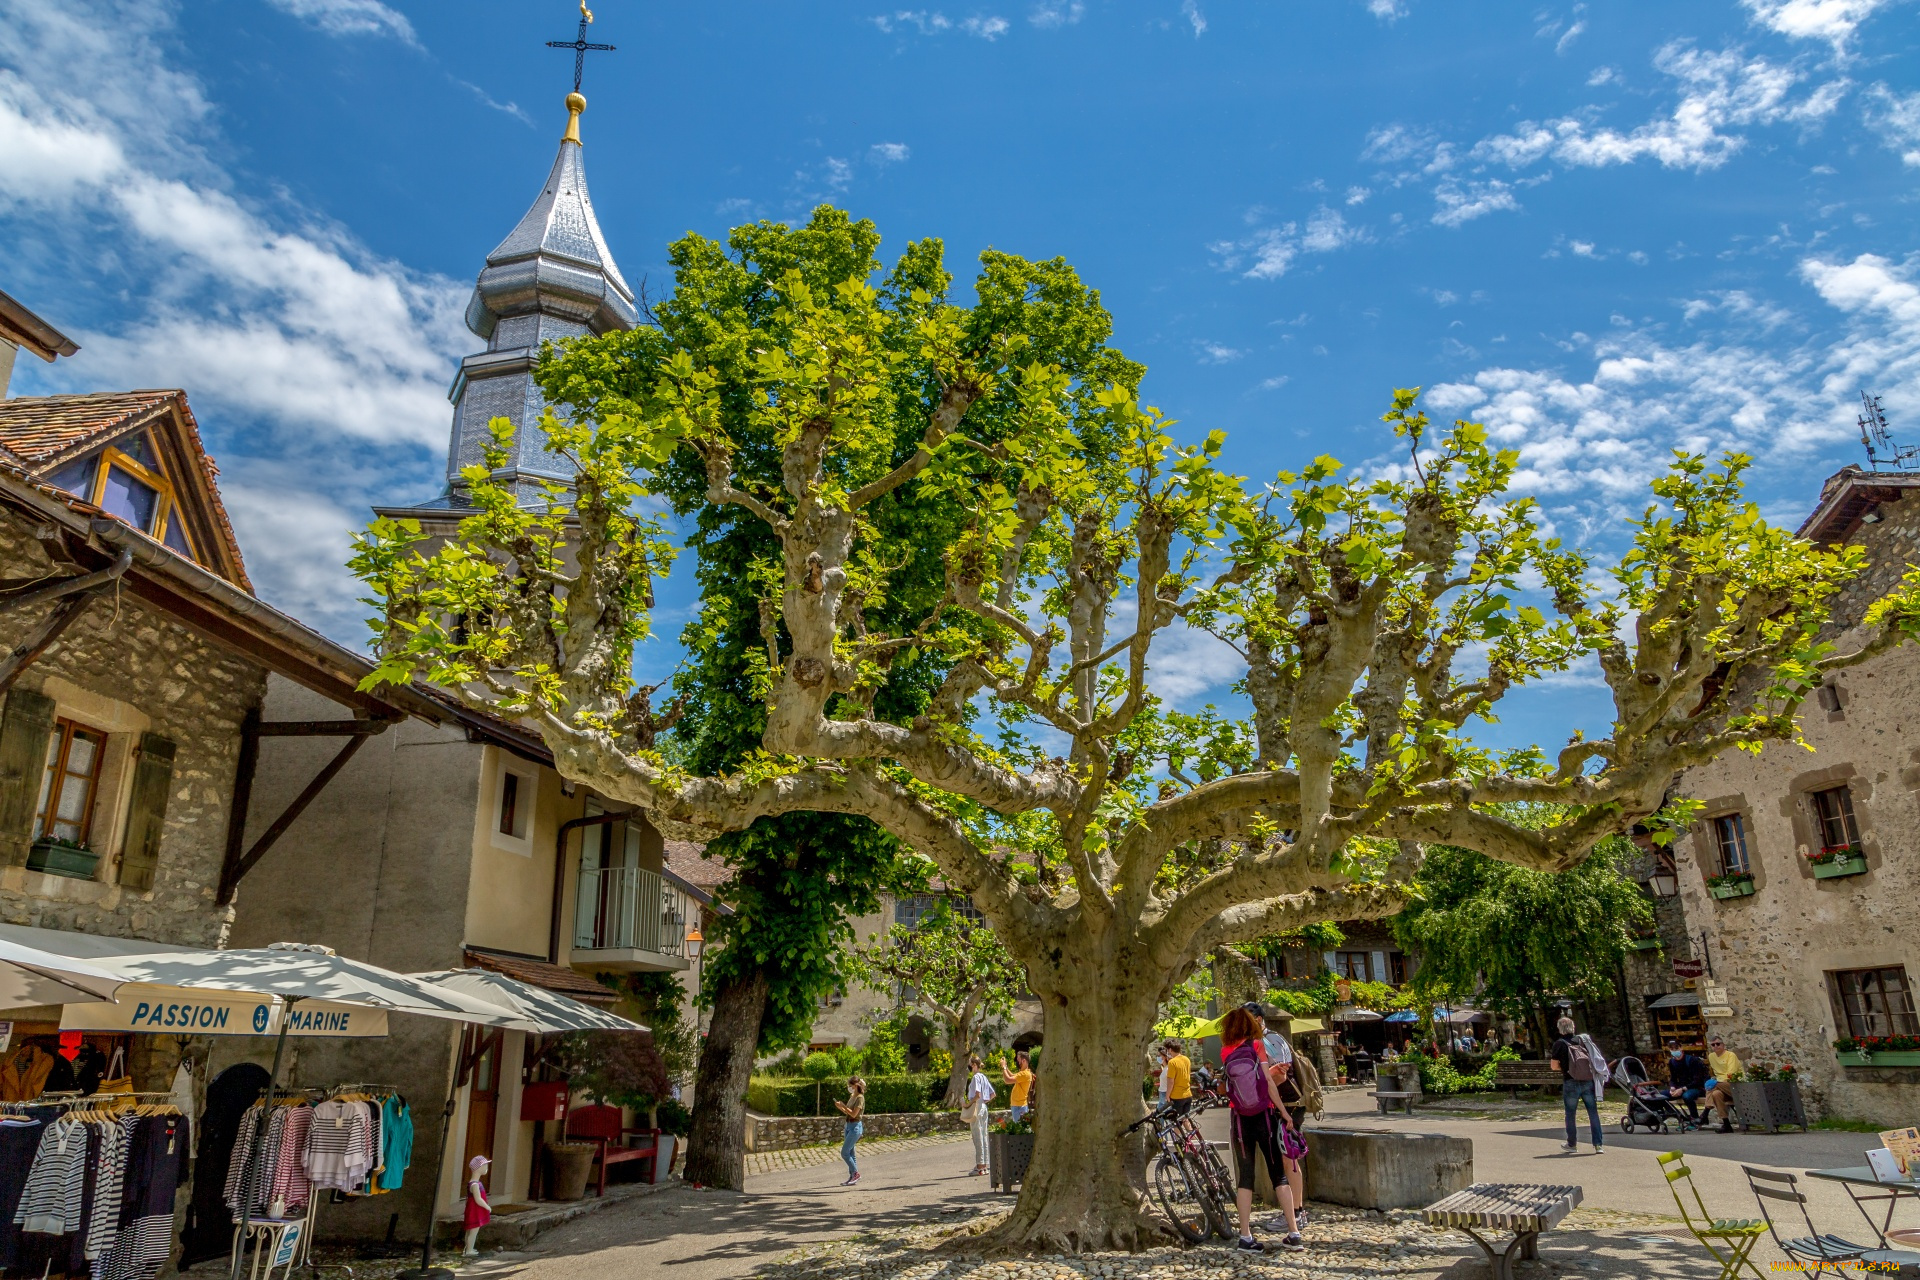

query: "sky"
left=2, top=0, right=1918, bottom=753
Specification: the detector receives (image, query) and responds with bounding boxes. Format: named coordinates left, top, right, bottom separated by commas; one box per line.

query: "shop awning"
left=1648, top=992, right=1701, bottom=1009
left=1383, top=1010, right=1418, bottom=1023
left=463, top=948, right=619, bottom=1004
left=1333, top=1006, right=1383, bottom=1021
left=1288, top=1017, right=1326, bottom=1035
left=417, top=969, right=646, bottom=1033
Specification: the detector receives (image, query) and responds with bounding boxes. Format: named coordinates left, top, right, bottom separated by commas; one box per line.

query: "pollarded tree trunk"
left=942, top=1017, right=972, bottom=1110
left=684, top=967, right=769, bottom=1191
left=975, top=932, right=1169, bottom=1253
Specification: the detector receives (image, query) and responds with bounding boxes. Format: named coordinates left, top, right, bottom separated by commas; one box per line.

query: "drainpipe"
left=548, top=809, right=631, bottom=964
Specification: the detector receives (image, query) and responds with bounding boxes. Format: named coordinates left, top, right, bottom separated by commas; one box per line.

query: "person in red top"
left=1219, top=1007, right=1303, bottom=1253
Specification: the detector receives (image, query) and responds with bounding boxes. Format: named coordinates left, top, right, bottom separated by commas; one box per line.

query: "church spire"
left=381, top=90, right=636, bottom=518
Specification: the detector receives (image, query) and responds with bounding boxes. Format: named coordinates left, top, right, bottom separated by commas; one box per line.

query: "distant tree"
left=1393, top=830, right=1654, bottom=1046
left=847, top=899, right=1026, bottom=1108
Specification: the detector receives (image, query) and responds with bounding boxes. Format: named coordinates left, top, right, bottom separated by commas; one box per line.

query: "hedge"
left=746, top=1072, right=948, bottom=1116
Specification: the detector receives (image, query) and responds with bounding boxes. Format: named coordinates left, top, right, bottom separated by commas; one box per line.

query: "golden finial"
left=564, top=92, right=586, bottom=145
left=580, top=1, right=594, bottom=21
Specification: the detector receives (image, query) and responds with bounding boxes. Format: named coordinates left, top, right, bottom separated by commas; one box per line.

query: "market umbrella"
left=412, top=969, right=647, bottom=1033
left=90, top=943, right=529, bottom=1280
left=1153, top=1013, right=1223, bottom=1039
left=0, top=936, right=124, bottom=1008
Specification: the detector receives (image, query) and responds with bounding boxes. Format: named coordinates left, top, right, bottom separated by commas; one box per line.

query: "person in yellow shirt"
left=1002, top=1050, right=1035, bottom=1121
left=1161, top=1039, right=1193, bottom=1115
left=1704, top=1035, right=1742, bottom=1133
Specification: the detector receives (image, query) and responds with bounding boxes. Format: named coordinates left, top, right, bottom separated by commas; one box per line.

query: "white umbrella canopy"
left=0, top=937, right=124, bottom=1008
left=412, top=969, right=649, bottom=1034
left=90, top=942, right=534, bottom=1029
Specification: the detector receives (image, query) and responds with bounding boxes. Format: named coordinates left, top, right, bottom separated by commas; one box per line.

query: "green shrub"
left=745, top=1072, right=948, bottom=1116
left=803, top=1052, right=839, bottom=1080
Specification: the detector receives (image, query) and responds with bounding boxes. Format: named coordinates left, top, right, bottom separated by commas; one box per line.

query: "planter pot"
left=26, top=840, right=100, bottom=880
left=1708, top=877, right=1756, bottom=900
left=1730, top=1080, right=1808, bottom=1134
left=1837, top=1051, right=1920, bottom=1067
left=545, top=1142, right=595, bottom=1201
left=989, top=1131, right=1033, bottom=1193
left=1811, top=853, right=1868, bottom=880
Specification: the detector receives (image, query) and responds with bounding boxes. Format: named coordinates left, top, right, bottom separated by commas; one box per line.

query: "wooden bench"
left=1493, top=1060, right=1561, bottom=1098
left=1370, top=1089, right=1420, bottom=1115
left=1423, top=1182, right=1583, bottom=1280
left=565, top=1103, right=664, bottom=1195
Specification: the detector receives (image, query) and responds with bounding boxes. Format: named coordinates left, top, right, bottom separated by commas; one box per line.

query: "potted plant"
left=1805, top=843, right=1869, bottom=880
left=26, top=835, right=100, bottom=880
left=1833, top=1034, right=1920, bottom=1067
left=989, top=1114, right=1035, bottom=1192
left=544, top=1028, right=674, bottom=1198
left=1727, top=1061, right=1809, bottom=1133
left=1705, top=871, right=1756, bottom=899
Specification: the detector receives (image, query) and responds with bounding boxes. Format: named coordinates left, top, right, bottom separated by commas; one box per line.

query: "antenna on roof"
left=1859, top=391, right=1920, bottom=473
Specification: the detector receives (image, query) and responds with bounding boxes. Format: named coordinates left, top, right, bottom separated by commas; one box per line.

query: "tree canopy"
left=350, top=204, right=1920, bottom=1251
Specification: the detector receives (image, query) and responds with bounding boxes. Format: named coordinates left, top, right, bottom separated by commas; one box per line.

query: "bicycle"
left=1126, top=1092, right=1236, bottom=1243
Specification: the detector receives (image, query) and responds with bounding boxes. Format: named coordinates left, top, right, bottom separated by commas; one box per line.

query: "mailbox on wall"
left=520, top=1080, right=569, bottom=1122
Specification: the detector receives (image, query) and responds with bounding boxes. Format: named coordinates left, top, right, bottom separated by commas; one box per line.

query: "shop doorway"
left=463, top=1028, right=504, bottom=1175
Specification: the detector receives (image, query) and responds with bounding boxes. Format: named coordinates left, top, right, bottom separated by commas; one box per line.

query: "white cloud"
left=1432, top=178, right=1522, bottom=226
left=1587, top=65, right=1619, bottom=86
left=963, top=15, right=1011, bottom=38
left=1556, top=20, right=1587, bottom=53
left=1029, top=1, right=1084, bottom=26
left=1300, top=205, right=1364, bottom=252
left=452, top=79, right=533, bottom=127
left=1259, top=375, right=1290, bottom=390
left=1571, top=239, right=1598, bottom=257
left=0, top=0, right=466, bottom=637
left=1740, top=0, right=1898, bottom=52
left=1195, top=341, right=1245, bottom=364
left=1345, top=185, right=1370, bottom=205
left=1181, top=0, right=1207, bottom=36
left=870, top=141, right=912, bottom=163
left=874, top=10, right=953, bottom=34
left=824, top=157, right=854, bottom=189
left=1473, top=44, right=1845, bottom=173
left=264, top=0, right=417, bottom=44
left=1864, top=84, right=1920, bottom=165
left=1214, top=206, right=1367, bottom=279
left=1366, top=0, right=1409, bottom=20
left=1362, top=123, right=1438, bottom=165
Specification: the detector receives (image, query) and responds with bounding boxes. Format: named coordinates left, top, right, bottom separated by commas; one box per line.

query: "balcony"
left=571, top=865, right=692, bottom=972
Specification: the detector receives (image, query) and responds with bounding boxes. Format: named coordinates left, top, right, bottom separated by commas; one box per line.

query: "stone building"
left=1665, top=464, right=1920, bottom=1126
left=0, top=379, right=431, bottom=1090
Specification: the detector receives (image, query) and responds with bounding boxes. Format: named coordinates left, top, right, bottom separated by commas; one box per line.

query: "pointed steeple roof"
left=464, top=92, right=637, bottom=341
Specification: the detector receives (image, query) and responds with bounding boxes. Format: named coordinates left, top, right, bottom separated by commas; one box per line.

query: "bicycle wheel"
left=1189, top=1141, right=1237, bottom=1239
left=1152, top=1152, right=1215, bottom=1243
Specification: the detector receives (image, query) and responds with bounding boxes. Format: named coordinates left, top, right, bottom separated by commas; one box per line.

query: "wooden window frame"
left=1827, top=965, right=1919, bottom=1039
left=35, top=717, right=107, bottom=847
left=1810, top=785, right=1862, bottom=854
left=82, top=440, right=198, bottom=559
left=1710, top=812, right=1751, bottom=876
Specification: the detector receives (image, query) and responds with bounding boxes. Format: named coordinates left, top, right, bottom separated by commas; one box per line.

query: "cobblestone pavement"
left=753, top=1202, right=1707, bottom=1280
left=747, top=1132, right=973, bottom=1175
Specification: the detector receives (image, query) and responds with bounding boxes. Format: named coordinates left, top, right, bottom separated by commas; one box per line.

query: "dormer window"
left=43, top=432, right=198, bottom=560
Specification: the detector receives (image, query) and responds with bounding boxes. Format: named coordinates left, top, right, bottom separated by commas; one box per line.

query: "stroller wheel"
left=1619, top=1116, right=1632, bottom=1133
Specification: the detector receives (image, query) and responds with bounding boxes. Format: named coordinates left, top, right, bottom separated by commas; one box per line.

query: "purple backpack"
left=1223, top=1041, right=1271, bottom=1117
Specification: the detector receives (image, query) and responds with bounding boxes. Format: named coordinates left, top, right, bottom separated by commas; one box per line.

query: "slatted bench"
left=1493, top=1060, right=1562, bottom=1098
left=1370, top=1089, right=1420, bottom=1115
left=1423, top=1182, right=1582, bottom=1280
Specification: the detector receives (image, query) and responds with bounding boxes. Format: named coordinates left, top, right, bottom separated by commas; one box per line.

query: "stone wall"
left=0, top=517, right=259, bottom=947
left=745, top=1108, right=1009, bottom=1151
left=1668, top=489, right=1920, bottom=1127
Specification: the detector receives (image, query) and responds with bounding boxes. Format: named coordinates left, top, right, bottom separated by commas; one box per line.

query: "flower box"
left=1836, top=1051, right=1920, bottom=1068
left=1729, top=1080, right=1808, bottom=1133
left=989, top=1130, right=1033, bottom=1193
left=1628, top=936, right=1662, bottom=951
left=1810, top=850, right=1868, bottom=879
left=1707, top=875, right=1756, bottom=900
left=26, top=838, right=100, bottom=880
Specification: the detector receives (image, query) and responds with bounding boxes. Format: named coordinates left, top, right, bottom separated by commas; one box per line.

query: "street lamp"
left=685, top=925, right=706, bottom=1037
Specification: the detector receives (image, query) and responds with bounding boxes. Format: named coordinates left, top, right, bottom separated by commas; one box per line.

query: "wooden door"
left=462, top=1029, right=503, bottom=1178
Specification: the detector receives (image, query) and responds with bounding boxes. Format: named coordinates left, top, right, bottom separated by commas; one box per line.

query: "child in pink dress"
left=462, top=1154, right=491, bottom=1257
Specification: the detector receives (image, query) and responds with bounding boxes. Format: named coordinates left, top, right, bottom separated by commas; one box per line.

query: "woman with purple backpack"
left=1219, top=1007, right=1305, bottom=1253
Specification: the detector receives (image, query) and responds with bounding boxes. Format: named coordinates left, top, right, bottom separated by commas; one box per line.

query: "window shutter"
left=118, top=732, right=176, bottom=892
left=0, top=688, right=56, bottom=866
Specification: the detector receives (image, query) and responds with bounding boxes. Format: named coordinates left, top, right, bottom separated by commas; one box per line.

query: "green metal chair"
left=1658, top=1150, right=1768, bottom=1280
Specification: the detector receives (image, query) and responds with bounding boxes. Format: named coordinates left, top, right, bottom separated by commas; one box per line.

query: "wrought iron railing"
left=574, top=865, right=691, bottom=956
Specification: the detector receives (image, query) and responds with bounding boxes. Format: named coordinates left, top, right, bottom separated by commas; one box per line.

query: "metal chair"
left=1743, top=1165, right=1873, bottom=1266
left=1657, top=1151, right=1766, bottom=1280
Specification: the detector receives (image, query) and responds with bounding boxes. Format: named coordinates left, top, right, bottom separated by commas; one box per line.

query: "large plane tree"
left=353, top=207, right=1920, bottom=1253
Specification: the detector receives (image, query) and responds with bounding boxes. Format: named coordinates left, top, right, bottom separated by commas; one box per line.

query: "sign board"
left=0, top=1021, right=10, bottom=1054
left=1672, top=958, right=1707, bottom=979
left=61, top=985, right=388, bottom=1038
left=270, top=1220, right=304, bottom=1267
left=1701, top=1006, right=1735, bottom=1019
left=1701, top=983, right=1728, bottom=1005
left=1334, top=978, right=1353, bottom=1003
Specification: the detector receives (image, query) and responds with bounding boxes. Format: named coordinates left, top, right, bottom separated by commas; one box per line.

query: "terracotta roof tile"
left=663, top=840, right=728, bottom=890
left=0, top=390, right=177, bottom=463
left=463, top=948, right=619, bottom=1003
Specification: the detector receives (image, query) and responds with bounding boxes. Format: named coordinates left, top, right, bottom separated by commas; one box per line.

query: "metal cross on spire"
left=546, top=1, right=615, bottom=94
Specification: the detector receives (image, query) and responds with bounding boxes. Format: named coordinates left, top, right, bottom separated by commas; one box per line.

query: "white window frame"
left=489, top=752, right=537, bottom=856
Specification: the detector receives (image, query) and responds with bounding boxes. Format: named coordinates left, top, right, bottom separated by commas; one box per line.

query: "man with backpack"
left=1550, top=1016, right=1607, bottom=1154
left=1220, top=1006, right=1305, bottom=1253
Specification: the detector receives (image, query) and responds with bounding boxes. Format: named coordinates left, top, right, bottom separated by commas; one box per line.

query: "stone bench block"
left=1303, top=1126, right=1473, bottom=1210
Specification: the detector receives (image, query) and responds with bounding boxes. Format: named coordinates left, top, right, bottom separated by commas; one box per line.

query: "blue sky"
left=3, top=0, right=1918, bottom=751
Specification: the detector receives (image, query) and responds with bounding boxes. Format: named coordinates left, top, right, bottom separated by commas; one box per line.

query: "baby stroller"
left=1614, top=1055, right=1701, bottom=1134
